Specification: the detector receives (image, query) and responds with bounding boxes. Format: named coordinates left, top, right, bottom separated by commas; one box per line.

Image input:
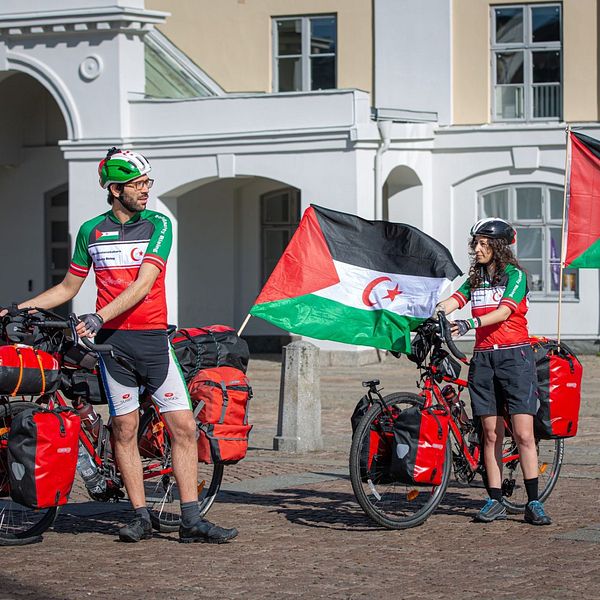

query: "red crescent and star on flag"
left=361, top=276, right=403, bottom=307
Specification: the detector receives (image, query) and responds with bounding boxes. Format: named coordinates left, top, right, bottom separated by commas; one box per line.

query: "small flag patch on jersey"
left=96, top=230, right=119, bottom=241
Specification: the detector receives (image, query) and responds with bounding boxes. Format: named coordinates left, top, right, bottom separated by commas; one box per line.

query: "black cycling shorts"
left=468, top=345, right=538, bottom=416
left=96, top=329, right=191, bottom=417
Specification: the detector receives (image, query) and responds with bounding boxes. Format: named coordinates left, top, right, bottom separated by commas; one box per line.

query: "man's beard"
left=119, top=193, right=144, bottom=213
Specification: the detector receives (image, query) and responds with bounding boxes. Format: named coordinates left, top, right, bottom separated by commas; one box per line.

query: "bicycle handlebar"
left=437, top=312, right=468, bottom=363
left=80, top=336, right=113, bottom=354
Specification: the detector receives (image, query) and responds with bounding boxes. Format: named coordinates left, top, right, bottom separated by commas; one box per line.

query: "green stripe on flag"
left=250, top=293, right=425, bottom=354
left=568, top=237, right=600, bottom=268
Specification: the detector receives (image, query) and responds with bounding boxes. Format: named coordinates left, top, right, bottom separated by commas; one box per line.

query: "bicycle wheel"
left=0, top=401, right=58, bottom=542
left=501, top=435, right=564, bottom=513
left=349, top=392, right=451, bottom=530
left=137, top=408, right=224, bottom=532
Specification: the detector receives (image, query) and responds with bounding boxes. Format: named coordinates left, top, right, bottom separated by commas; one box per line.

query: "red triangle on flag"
left=254, top=206, right=339, bottom=305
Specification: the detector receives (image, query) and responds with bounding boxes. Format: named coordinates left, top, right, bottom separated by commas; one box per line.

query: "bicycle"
left=0, top=308, right=223, bottom=544
left=349, top=313, right=563, bottom=529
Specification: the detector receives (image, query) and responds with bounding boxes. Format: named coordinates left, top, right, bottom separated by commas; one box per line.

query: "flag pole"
left=237, top=313, right=251, bottom=336
left=557, top=126, right=572, bottom=347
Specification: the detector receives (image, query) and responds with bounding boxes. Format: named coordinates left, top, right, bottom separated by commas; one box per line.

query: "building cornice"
left=0, top=6, right=168, bottom=39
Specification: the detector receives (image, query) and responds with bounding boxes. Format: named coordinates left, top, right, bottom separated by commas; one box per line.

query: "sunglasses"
left=124, top=178, right=154, bottom=191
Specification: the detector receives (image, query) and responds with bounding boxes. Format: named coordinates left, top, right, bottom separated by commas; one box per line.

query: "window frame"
left=260, top=188, right=301, bottom=284
left=477, top=183, right=577, bottom=299
left=272, top=14, right=337, bottom=93
left=490, top=3, right=562, bottom=122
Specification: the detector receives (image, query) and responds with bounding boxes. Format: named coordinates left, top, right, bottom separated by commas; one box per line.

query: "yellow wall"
left=146, top=0, right=372, bottom=95
left=452, top=0, right=599, bottom=124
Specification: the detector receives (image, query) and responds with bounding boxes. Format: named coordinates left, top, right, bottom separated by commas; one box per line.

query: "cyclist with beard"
left=11, top=148, right=238, bottom=543
left=435, top=218, right=551, bottom=526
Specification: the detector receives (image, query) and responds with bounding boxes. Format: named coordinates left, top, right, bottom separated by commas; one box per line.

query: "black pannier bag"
left=171, top=326, right=250, bottom=382
left=531, top=337, right=583, bottom=439
left=351, top=395, right=395, bottom=484
left=390, top=405, right=449, bottom=486
left=0, top=345, right=61, bottom=396
left=8, top=406, right=80, bottom=509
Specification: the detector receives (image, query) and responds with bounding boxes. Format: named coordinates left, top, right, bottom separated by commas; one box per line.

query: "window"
left=478, top=184, right=578, bottom=297
left=492, top=4, right=562, bottom=121
left=261, top=189, right=300, bottom=283
left=273, top=15, right=337, bottom=92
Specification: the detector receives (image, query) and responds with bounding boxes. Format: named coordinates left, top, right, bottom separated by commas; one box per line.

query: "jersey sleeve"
left=451, top=278, right=471, bottom=308
left=499, top=266, right=527, bottom=312
left=143, top=212, right=172, bottom=272
left=68, top=224, right=92, bottom=278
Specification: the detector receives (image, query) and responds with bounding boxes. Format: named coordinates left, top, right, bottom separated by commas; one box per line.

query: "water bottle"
left=76, top=442, right=106, bottom=495
left=73, top=399, right=102, bottom=443
left=441, top=384, right=469, bottom=425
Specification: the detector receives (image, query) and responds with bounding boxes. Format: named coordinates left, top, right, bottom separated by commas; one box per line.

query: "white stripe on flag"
left=312, top=260, right=451, bottom=319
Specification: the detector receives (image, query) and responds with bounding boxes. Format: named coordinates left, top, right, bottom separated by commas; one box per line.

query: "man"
left=13, top=147, right=238, bottom=543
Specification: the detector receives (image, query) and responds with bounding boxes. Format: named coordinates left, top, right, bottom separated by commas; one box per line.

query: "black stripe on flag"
left=312, top=205, right=462, bottom=279
left=573, top=131, right=600, bottom=161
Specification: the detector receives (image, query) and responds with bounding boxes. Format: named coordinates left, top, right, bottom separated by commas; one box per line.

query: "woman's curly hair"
left=468, top=237, right=523, bottom=288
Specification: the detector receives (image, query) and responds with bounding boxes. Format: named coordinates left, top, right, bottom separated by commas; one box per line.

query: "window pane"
left=277, top=20, right=301, bottom=55
left=310, top=17, right=336, bottom=54
left=516, top=188, right=543, bottom=220
left=264, top=229, right=291, bottom=259
left=495, top=86, right=524, bottom=119
left=51, top=190, right=68, bottom=207
left=533, top=84, right=561, bottom=119
left=482, top=189, right=509, bottom=219
left=496, top=52, right=524, bottom=84
left=311, top=56, right=335, bottom=90
left=495, top=7, right=523, bottom=43
left=532, top=6, right=561, bottom=43
left=515, top=227, right=542, bottom=259
left=550, top=188, right=564, bottom=220
left=51, top=248, right=69, bottom=270
left=263, top=193, right=291, bottom=224
left=533, top=51, right=561, bottom=83
left=51, top=221, right=68, bottom=242
left=278, top=57, right=302, bottom=92
left=562, top=269, right=578, bottom=294
left=549, top=227, right=562, bottom=291
left=521, top=260, right=544, bottom=292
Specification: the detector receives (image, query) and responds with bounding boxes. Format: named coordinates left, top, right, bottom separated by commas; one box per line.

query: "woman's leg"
left=481, top=415, right=505, bottom=489
left=511, top=413, right=539, bottom=482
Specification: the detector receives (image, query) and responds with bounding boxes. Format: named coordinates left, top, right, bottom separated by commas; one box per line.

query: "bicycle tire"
left=349, top=392, right=452, bottom=530
left=501, top=436, right=564, bottom=513
left=137, top=408, right=224, bottom=532
left=0, top=401, right=58, bottom=542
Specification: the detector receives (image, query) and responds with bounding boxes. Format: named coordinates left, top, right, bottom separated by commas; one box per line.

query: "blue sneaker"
left=524, top=500, right=552, bottom=526
left=474, top=498, right=507, bottom=523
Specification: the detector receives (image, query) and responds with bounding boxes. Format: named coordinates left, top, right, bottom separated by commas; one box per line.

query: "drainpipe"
left=374, top=119, right=392, bottom=220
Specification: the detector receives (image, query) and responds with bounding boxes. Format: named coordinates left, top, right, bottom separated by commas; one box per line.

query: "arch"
left=5, top=50, right=81, bottom=140
left=383, top=165, right=423, bottom=228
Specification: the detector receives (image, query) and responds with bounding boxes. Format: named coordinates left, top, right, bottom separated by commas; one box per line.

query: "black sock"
left=524, top=478, right=539, bottom=502
left=181, top=501, right=201, bottom=528
left=488, top=487, right=502, bottom=502
left=135, top=506, right=151, bottom=522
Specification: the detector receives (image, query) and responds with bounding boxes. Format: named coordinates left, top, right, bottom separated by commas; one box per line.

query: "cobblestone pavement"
left=1, top=354, right=599, bottom=599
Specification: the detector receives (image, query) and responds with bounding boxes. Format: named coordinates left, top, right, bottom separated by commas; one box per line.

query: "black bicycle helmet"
left=470, top=218, right=516, bottom=244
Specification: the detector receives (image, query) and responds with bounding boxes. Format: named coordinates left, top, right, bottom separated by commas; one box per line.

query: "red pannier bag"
left=531, top=337, right=583, bottom=439
left=188, top=366, right=252, bottom=464
left=390, top=404, right=450, bottom=486
left=7, top=406, right=80, bottom=508
left=0, top=345, right=61, bottom=396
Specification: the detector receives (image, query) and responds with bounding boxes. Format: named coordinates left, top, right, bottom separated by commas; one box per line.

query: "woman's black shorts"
left=468, top=345, right=538, bottom=416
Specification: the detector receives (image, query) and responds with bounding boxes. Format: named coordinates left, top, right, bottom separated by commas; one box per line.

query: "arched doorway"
left=172, top=175, right=300, bottom=352
left=0, top=72, right=68, bottom=310
left=383, top=165, right=423, bottom=229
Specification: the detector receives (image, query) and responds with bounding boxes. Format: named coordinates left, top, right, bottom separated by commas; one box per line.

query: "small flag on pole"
left=564, top=131, right=600, bottom=268
left=250, top=205, right=462, bottom=354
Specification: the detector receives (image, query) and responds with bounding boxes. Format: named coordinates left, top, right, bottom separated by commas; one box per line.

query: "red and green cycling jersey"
left=69, top=209, right=172, bottom=330
left=451, top=264, right=530, bottom=350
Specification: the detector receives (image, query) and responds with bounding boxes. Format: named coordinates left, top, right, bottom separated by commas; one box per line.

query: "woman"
left=436, top=218, right=551, bottom=525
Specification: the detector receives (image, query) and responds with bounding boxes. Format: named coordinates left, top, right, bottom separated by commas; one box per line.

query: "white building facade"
left=0, top=0, right=597, bottom=354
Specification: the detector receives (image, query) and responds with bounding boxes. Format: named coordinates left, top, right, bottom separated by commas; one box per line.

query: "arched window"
left=478, top=184, right=577, bottom=297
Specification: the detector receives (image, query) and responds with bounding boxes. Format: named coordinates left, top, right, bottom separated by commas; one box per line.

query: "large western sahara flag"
left=250, top=205, right=462, bottom=354
left=564, top=131, right=600, bottom=268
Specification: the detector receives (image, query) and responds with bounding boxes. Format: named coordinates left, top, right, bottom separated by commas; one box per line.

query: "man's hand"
left=76, top=313, right=104, bottom=337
